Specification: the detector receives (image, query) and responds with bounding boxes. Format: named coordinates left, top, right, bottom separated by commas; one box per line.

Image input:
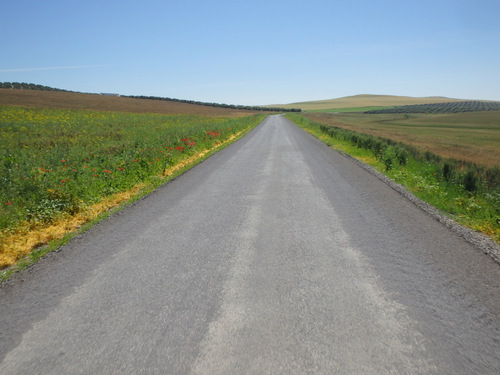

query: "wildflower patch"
left=0, top=106, right=264, bottom=269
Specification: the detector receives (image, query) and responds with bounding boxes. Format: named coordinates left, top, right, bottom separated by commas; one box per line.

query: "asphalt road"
left=1, top=115, right=500, bottom=374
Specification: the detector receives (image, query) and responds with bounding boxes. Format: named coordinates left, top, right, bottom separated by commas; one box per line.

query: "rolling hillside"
left=0, top=89, right=257, bottom=117
left=365, top=101, right=500, bottom=114
left=271, top=94, right=466, bottom=111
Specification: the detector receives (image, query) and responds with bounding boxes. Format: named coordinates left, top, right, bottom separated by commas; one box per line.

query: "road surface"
left=1, top=115, right=500, bottom=374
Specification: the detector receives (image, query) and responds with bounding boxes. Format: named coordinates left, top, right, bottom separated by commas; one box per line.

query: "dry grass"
left=305, top=111, right=500, bottom=167
left=0, top=185, right=145, bottom=267
left=0, top=89, right=257, bottom=117
left=272, top=94, right=466, bottom=111
left=0, top=128, right=248, bottom=269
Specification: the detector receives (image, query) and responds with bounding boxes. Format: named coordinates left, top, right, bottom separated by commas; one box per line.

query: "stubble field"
left=304, top=111, right=500, bottom=168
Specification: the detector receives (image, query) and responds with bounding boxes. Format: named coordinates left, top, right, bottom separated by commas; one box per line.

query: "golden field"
left=304, top=111, right=500, bottom=168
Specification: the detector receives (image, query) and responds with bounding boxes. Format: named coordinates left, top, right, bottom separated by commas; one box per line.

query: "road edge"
left=337, top=148, right=500, bottom=264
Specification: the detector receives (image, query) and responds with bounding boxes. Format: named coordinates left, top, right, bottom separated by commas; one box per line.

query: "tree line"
left=0, top=82, right=68, bottom=91
left=125, top=95, right=301, bottom=113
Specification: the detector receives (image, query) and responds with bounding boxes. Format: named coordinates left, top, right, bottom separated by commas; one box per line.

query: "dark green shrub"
left=485, top=167, right=500, bottom=189
left=443, top=163, right=452, bottom=181
left=382, top=146, right=397, bottom=171
left=463, top=170, right=478, bottom=193
left=395, top=147, right=407, bottom=165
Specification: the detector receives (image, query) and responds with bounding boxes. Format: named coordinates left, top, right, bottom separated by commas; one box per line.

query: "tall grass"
left=0, top=106, right=264, bottom=233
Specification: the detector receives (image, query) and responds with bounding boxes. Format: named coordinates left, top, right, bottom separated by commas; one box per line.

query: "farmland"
left=366, top=101, right=500, bottom=114
left=0, top=83, right=299, bottom=113
left=0, top=89, right=259, bottom=117
left=270, top=94, right=466, bottom=112
left=304, top=111, right=500, bottom=168
left=0, top=104, right=265, bottom=268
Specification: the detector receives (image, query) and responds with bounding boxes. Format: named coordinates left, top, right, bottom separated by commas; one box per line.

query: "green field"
left=0, top=106, right=264, bottom=230
left=0, top=105, right=265, bottom=268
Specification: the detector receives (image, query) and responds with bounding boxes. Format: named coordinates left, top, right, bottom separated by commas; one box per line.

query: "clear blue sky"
left=2, top=0, right=499, bottom=105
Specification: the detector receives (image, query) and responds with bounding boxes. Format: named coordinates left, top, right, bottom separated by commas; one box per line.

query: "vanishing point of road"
left=1, top=115, right=500, bottom=374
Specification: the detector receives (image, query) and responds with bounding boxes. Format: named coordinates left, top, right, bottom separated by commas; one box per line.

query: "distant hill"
left=0, top=82, right=67, bottom=91
left=0, top=82, right=299, bottom=114
left=0, top=88, right=261, bottom=116
left=270, top=94, right=467, bottom=111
